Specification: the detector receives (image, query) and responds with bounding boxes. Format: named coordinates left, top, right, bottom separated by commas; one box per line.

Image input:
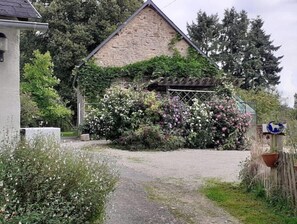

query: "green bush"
left=82, top=86, right=251, bottom=151
left=77, top=54, right=219, bottom=101
left=82, top=86, right=145, bottom=140
left=117, top=125, right=184, bottom=151
left=20, top=92, right=41, bottom=127
left=82, top=86, right=188, bottom=140
left=236, top=88, right=281, bottom=124
left=0, top=140, right=117, bottom=223
left=162, top=135, right=185, bottom=151
left=21, top=50, right=72, bottom=128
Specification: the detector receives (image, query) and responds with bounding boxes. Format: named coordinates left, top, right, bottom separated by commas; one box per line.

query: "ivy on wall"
left=75, top=50, right=220, bottom=102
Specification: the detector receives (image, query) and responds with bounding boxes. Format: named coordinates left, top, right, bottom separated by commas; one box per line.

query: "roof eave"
left=0, top=19, right=48, bottom=31
left=79, top=0, right=218, bottom=68
left=79, top=0, right=152, bottom=67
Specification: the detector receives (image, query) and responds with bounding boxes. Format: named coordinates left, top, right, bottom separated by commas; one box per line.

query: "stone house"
left=77, top=0, right=212, bottom=124
left=0, top=0, right=48, bottom=145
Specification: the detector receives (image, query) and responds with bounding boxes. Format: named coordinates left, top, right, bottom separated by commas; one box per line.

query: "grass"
left=201, top=180, right=297, bottom=224
left=61, top=130, right=78, bottom=137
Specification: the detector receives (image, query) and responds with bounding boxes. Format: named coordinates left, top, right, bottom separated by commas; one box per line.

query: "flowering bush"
left=209, top=98, right=251, bottom=150
left=0, top=139, right=117, bottom=223
left=82, top=85, right=251, bottom=150
left=185, top=99, right=213, bottom=148
left=159, top=96, right=189, bottom=135
left=117, top=125, right=165, bottom=150
left=82, top=86, right=145, bottom=140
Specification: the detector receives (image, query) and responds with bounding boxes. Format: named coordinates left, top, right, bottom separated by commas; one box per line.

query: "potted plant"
left=261, top=122, right=286, bottom=168
left=261, top=148, right=279, bottom=168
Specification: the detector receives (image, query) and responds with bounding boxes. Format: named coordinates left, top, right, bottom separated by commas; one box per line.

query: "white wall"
left=0, top=28, right=20, bottom=146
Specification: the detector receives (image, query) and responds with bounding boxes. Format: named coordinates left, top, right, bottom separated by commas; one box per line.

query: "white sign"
left=262, top=122, right=286, bottom=135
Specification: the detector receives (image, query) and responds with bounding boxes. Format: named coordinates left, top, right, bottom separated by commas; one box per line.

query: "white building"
left=0, top=0, right=47, bottom=146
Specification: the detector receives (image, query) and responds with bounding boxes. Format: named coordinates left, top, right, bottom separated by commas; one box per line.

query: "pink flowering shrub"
left=159, top=96, right=189, bottom=135
left=82, top=86, right=187, bottom=150
left=82, top=86, right=251, bottom=150
left=209, top=98, right=251, bottom=150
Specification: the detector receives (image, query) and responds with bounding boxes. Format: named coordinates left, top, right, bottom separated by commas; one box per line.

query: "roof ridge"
left=79, top=0, right=217, bottom=68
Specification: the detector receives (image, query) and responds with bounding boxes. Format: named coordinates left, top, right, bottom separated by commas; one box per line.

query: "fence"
left=276, top=152, right=297, bottom=207
left=256, top=151, right=297, bottom=209
left=168, top=89, right=215, bottom=105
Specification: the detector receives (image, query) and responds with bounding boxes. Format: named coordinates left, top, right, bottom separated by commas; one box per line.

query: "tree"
left=219, top=8, right=249, bottom=80
left=187, top=11, right=221, bottom=58
left=20, top=92, right=41, bottom=127
left=187, top=8, right=282, bottom=90
left=241, top=17, right=283, bottom=89
left=236, top=88, right=282, bottom=124
left=21, top=0, right=143, bottom=103
left=21, top=50, right=71, bottom=127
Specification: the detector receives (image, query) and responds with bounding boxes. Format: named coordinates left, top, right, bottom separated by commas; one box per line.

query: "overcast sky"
left=153, top=0, right=297, bottom=107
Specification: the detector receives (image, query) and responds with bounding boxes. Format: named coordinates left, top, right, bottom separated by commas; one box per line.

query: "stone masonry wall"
left=93, top=6, right=190, bottom=67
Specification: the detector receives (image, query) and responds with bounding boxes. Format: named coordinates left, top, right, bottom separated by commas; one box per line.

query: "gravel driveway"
left=62, top=140, right=250, bottom=224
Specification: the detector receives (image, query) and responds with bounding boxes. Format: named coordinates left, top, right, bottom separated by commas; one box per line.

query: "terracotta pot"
left=261, top=152, right=279, bottom=168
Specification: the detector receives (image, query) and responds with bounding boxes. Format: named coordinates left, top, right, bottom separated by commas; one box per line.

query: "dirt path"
left=62, top=140, right=250, bottom=224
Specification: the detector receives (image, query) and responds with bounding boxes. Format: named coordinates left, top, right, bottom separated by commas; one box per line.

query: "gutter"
left=0, top=19, right=48, bottom=31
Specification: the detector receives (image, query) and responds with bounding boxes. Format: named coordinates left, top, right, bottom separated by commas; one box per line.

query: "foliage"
left=0, top=139, right=117, bottom=223
left=21, top=50, right=72, bottom=128
left=117, top=125, right=185, bottom=151
left=208, top=97, right=251, bottom=150
left=201, top=180, right=297, bottom=224
left=239, top=153, right=297, bottom=218
left=81, top=86, right=189, bottom=150
left=76, top=54, right=220, bottom=102
left=287, top=120, right=297, bottom=152
left=236, top=88, right=282, bottom=124
left=185, top=99, right=213, bottom=148
left=187, top=8, right=283, bottom=90
left=159, top=96, right=189, bottom=135
left=82, top=85, right=250, bottom=150
left=81, top=86, right=145, bottom=140
left=21, top=0, right=143, bottom=104
left=186, top=11, right=221, bottom=58
left=20, top=92, right=41, bottom=127
left=239, top=158, right=263, bottom=193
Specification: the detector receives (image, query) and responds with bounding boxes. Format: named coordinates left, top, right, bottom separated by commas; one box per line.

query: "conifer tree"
left=187, top=8, right=282, bottom=90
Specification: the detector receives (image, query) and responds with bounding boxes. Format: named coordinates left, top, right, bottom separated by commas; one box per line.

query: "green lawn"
left=201, top=181, right=297, bottom=224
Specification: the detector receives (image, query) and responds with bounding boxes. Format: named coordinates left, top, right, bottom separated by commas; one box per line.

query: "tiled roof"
left=153, top=77, right=219, bottom=87
left=147, top=77, right=243, bottom=90
left=0, top=0, right=41, bottom=19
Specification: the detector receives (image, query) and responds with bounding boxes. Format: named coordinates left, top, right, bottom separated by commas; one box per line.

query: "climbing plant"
left=75, top=52, right=220, bottom=102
